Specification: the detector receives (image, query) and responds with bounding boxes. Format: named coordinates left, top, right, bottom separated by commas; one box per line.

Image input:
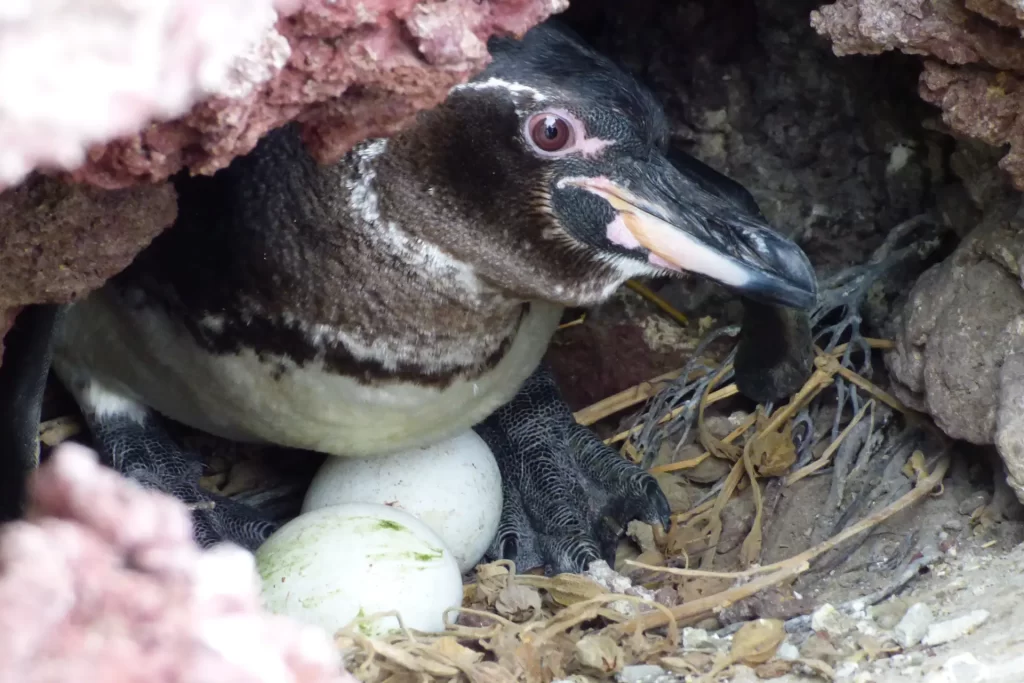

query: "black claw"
left=642, top=474, right=673, bottom=528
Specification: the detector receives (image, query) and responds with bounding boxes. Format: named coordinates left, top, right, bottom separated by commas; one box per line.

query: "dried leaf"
left=626, top=520, right=658, bottom=554
left=465, top=661, right=519, bottom=683
left=371, top=640, right=461, bottom=677
left=574, top=634, right=624, bottom=674
left=750, top=422, right=797, bottom=477
left=38, top=416, right=82, bottom=447
left=903, top=449, right=928, bottom=483
left=730, top=618, right=785, bottom=665
left=495, top=584, right=541, bottom=622
left=794, top=657, right=837, bottom=681
left=525, top=573, right=606, bottom=607
left=474, top=561, right=512, bottom=605
left=854, top=634, right=890, bottom=661
left=664, top=517, right=709, bottom=557
left=755, top=660, right=794, bottom=678
left=432, top=636, right=484, bottom=667
left=659, top=654, right=709, bottom=674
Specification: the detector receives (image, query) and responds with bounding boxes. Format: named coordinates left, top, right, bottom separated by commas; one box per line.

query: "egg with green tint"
left=256, top=502, right=463, bottom=636
left=302, top=430, right=502, bottom=573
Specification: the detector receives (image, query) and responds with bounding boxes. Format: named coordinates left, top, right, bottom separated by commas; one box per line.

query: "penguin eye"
left=528, top=113, right=575, bottom=154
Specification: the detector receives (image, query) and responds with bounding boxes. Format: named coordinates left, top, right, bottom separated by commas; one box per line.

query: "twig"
left=626, top=279, right=689, bottom=326
left=623, top=560, right=777, bottom=580
left=785, top=399, right=874, bottom=485
left=574, top=367, right=707, bottom=426
left=650, top=414, right=755, bottom=475
left=608, top=451, right=949, bottom=634
left=781, top=550, right=940, bottom=634
left=557, top=313, right=586, bottom=330
left=604, top=383, right=737, bottom=446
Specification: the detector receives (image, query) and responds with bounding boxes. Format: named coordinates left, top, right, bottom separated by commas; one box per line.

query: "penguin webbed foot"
left=474, top=366, right=670, bottom=574
left=80, top=393, right=277, bottom=550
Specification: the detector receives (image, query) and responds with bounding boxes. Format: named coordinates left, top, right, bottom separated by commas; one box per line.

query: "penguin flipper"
left=474, top=365, right=670, bottom=574
left=54, top=362, right=277, bottom=550
left=0, top=304, right=62, bottom=523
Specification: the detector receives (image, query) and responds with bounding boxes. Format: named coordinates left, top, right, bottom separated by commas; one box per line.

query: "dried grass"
left=327, top=338, right=951, bottom=683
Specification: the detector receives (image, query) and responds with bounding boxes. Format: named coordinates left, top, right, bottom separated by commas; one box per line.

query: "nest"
left=35, top=215, right=955, bottom=682
left=328, top=215, right=954, bottom=683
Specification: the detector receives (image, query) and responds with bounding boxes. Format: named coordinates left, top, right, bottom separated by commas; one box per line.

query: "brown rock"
left=997, top=345, right=1024, bottom=502
left=965, top=0, right=1024, bottom=28
left=0, top=0, right=564, bottom=363
left=811, top=0, right=1024, bottom=190
left=886, top=200, right=1024, bottom=444
left=886, top=198, right=1024, bottom=503
left=0, top=175, right=177, bottom=317
left=810, top=0, right=1024, bottom=72
left=920, top=61, right=1024, bottom=190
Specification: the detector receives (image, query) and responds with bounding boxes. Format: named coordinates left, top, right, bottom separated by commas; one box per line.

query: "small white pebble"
left=835, top=661, right=860, bottom=679
left=616, top=664, right=667, bottom=683
left=894, top=603, right=934, bottom=648
left=922, top=610, right=990, bottom=647
left=777, top=642, right=800, bottom=661
left=811, top=603, right=852, bottom=637
left=942, top=653, right=989, bottom=682
left=682, top=627, right=710, bottom=650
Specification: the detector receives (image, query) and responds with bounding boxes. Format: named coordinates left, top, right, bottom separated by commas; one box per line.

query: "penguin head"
left=384, top=23, right=817, bottom=310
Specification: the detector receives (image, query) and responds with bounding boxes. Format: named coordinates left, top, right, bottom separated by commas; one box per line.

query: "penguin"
left=0, top=23, right=816, bottom=573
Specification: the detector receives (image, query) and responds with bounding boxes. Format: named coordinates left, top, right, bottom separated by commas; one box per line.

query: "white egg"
left=256, top=503, right=463, bottom=636
left=302, top=430, right=502, bottom=573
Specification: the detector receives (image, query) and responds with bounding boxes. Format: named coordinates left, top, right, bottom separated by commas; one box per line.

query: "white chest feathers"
left=53, top=289, right=563, bottom=457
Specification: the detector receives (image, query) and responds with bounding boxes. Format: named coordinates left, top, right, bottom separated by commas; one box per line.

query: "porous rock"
left=886, top=198, right=1024, bottom=501
left=0, top=0, right=290, bottom=191
left=811, top=0, right=1024, bottom=190
left=0, top=442, right=351, bottom=682
left=68, top=0, right=569, bottom=189
left=0, top=176, right=178, bottom=356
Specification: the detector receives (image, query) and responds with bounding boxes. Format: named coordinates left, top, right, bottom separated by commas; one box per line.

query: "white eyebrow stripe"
left=450, top=77, right=547, bottom=101
left=576, top=136, right=615, bottom=157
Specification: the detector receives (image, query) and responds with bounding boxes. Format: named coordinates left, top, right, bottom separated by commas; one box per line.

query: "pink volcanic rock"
left=68, top=0, right=569, bottom=189
left=0, top=0, right=564, bottom=361
left=0, top=442, right=354, bottom=683
left=0, top=0, right=290, bottom=191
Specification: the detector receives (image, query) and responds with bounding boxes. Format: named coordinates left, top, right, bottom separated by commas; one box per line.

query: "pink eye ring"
left=527, top=113, right=575, bottom=153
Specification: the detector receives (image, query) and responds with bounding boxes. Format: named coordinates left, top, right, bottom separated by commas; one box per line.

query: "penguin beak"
left=560, top=158, right=818, bottom=310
